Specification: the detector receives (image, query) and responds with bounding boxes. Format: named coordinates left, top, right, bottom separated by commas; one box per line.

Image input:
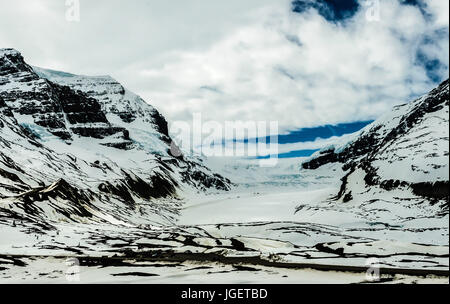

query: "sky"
left=0, top=0, right=449, bottom=157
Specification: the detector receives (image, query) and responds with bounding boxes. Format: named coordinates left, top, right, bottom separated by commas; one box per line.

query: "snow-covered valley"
left=1, top=176, right=448, bottom=284
left=1, top=158, right=448, bottom=284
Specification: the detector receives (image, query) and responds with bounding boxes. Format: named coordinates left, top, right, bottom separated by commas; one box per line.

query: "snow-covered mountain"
left=0, top=48, right=230, bottom=227
left=302, top=79, right=449, bottom=212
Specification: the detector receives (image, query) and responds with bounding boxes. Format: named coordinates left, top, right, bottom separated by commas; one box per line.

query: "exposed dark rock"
left=315, top=243, right=345, bottom=256
left=123, top=172, right=178, bottom=200
left=50, top=130, right=72, bottom=140
left=0, top=49, right=35, bottom=77
left=380, top=179, right=409, bottom=191
left=151, top=109, right=170, bottom=142
left=410, top=181, right=449, bottom=201
left=70, top=126, right=126, bottom=139
left=51, top=83, right=108, bottom=125
left=18, top=179, right=94, bottom=219
left=302, top=150, right=340, bottom=170
left=99, top=170, right=178, bottom=205
left=0, top=167, right=25, bottom=184
left=0, top=51, right=129, bottom=141
left=101, top=141, right=135, bottom=150
left=343, top=192, right=353, bottom=203
left=334, top=166, right=353, bottom=201
left=118, top=112, right=136, bottom=123
left=182, top=169, right=232, bottom=191
left=0, top=97, right=13, bottom=119
left=98, top=181, right=136, bottom=206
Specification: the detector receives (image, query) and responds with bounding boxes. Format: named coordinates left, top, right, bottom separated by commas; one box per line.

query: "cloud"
left=0, top=0, right=448, bottom=140
left=0, top=0, right=277, bottom=72
left=133, top=0, right=448, bottom=135
left=202, top=131, right=358, bottom=159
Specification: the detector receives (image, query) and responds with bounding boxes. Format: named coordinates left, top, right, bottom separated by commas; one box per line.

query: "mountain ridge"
left=302, top=79, right=449, bottom=207
left=0, top=48, right=231, bottom=227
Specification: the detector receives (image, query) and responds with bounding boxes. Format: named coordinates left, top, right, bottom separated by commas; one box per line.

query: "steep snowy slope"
left=302, top=79, right=449, bottom=211
left=0, top=48, right=230, bottom=227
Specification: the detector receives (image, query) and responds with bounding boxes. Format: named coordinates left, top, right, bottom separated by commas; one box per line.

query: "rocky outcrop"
left=0, top=48, right=35, bottom=77
left=32, top=66, right=172, bottom=144
left=0, top=49, right=132, bottom=142
left=99, top=169, right=178, bottom=206
left=0, top=96, right=13, bottom=118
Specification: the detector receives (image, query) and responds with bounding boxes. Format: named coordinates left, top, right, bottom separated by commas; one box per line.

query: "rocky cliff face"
left=302, top=79, right=449, bottom=211
left=0, top=49, right=134, bottom=143
left=33, top=67, right=171, bottom=141
left=0, top=48, right=231, bottom=227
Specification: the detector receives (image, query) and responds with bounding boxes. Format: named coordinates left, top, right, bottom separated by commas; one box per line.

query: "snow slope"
left=302, top=79, right=449, bottom=210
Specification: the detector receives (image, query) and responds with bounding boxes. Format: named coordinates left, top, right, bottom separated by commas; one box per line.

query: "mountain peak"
left=0, top=48, right=21, bottom=57
left=0, top=48, right=34, bottom=77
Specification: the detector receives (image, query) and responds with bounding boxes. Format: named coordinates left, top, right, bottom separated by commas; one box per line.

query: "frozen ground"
left=2, top=256, right=448, bottom=284
left=0, top=157, right=448, bottom=284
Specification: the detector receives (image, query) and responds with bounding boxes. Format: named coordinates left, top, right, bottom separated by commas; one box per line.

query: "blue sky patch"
left=242, top=120, right=373, bottom=159
left=292, top=0, right=360, bottom=22
left=258, top=149, right=320, bottom=159
left=235, top=121, right=372, bottom=145
left=274, top=120, right=372, bottom=145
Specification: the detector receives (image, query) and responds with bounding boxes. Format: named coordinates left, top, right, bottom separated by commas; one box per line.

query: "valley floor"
left=1, top=181, right=448, bottom=284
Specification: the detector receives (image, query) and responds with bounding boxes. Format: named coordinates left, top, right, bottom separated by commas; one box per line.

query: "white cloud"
left=126, top=0, right=449, bottom=135
left=424, top=0, right=450, bottom=28
left=1, top=0, right=448, bottom=139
